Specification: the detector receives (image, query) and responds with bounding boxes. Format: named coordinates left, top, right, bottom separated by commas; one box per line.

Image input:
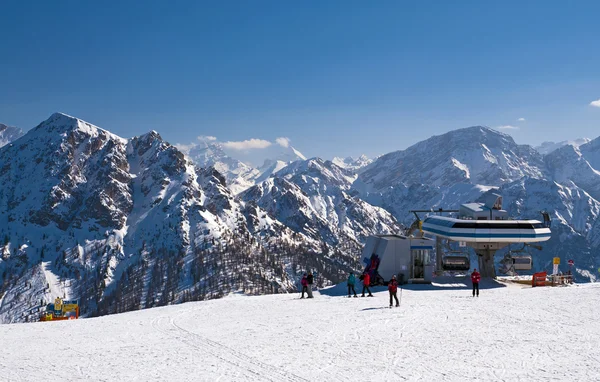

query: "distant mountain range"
left=535, top=138, right=591, bottom=155
left=1, top=116, right=598, bottom=323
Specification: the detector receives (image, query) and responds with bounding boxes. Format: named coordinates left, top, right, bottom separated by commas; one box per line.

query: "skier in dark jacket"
left=471, top=268, right=481, bottom=297
left=307, top=272, right=314, bottom=298
left=388, top=275, right=399, bottom=307
left=361, top=272, right=373, bottom=297
left=347, top=272, right=357, bottom=297
left=300, top=274, right=308, bottom=298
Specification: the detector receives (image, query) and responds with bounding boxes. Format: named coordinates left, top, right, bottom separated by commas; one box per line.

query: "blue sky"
left=1, top=1, right=599, bottom=159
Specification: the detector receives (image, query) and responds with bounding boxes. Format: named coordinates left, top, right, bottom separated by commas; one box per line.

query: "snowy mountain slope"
left=2, top=283, right=599, bottom=381
left=331, top=154, right=372, bottom=172
left=182, top=139, right=307, bottom=195
left=183, top=141, right=260, bottom=195
left=579, top=136, right=600, bottom=173
left=0, top=123, right=24, bottom=148
left=357, top=126, right=546, bottom=192
left=241, top=158, right=402, bottom=246
left=535, top=138, right=591, bottom=155
left=544, top=144, right=600, bottom=201
left=253, top=159, right=289, bottom=184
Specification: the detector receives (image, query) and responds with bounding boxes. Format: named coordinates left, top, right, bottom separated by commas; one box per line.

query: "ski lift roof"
left=461, top=203, right=503, bottom=213
left=376, top=234, right=407, bottom=240
left=421, top=215, right=551, bottom=243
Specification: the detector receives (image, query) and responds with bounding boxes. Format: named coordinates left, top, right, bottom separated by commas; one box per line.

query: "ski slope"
left=1, top=281, right=599, bottom=381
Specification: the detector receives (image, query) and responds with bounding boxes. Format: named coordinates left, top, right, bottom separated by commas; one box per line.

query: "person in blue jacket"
left=347, top=272, right=358, bottom=297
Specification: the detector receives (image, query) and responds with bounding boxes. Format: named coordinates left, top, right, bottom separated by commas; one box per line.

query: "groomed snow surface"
left=1, top=281, right=599, bottom=381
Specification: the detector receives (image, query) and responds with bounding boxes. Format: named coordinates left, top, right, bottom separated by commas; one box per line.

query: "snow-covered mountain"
left=579, top=136, right=600, bottom=173
left=183, top=141, right=260, bottom=195
left=241, top=158, right=401, bottom=247
left=0, top=113, right=357, bottom=324
left=181, top=140, right=306, bottom=195
left=544, top=144, right=600, bottom=201
left=331, top=155, right=373, bottom=172
left=0, top=123, right=24, bottom=148
left=535, top=138, right=591, bottom=155
left=356, top=126, right=546, bottom=193
left=260, top=144, right=306, bottom=165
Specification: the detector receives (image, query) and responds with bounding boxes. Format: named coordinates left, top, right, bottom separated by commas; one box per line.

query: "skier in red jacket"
left=361, top=272, right=373, bottom=297
left=471, top=268, right=481, bottom=297
left=388, top=275, right=399, bottom=307
left=300, top=274, right=308, bottom=299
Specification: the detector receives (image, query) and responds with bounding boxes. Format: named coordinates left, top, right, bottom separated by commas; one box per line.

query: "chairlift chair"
left=441, top=253, right=471, bottom=271
left=440, top=240, right=471, bottom=272
left=511, top=256, right=533, bottom=271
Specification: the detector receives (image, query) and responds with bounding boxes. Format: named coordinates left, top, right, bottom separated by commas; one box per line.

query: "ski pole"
left=399, top=285, right=403, bottom=308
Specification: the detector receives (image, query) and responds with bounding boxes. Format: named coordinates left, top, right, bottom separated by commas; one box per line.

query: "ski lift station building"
left=361, top=234, right=434, bottom=284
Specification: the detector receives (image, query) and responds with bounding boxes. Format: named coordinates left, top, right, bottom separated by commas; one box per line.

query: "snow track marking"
left=151, top=312, right=308, bottom=382
left=170, top=312, right=309, bottom=382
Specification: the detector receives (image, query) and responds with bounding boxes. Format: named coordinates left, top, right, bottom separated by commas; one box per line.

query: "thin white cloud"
left=590, top=99, right=600, bottom=108
left=497, top=125, right=520, bottom=130
left=174, top=143, right=196, bottom=153
left=222, top=138, right=272, bottom=150
left=275, top=137, right=290, bottom=148
left=197, top=135, right=217, bottom=142
left=517, top=118, right=526, bottom=122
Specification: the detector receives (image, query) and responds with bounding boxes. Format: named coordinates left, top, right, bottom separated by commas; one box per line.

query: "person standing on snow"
left=347, top=272, right=358, bottom=297
left=361, top=272, right=373, bottom=297
left=307, top=272, right=314, bottom=298
left=471, top=268, right=481, bottom=297
left=300, top=273, right=308, bottom=299
left=388, top=275, right=399, bottom=307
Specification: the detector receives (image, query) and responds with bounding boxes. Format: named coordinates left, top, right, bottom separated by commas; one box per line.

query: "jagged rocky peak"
left=130, top=130, right=166, bottom=155
left=332, top=154, right=372, bottom=171
left=276, top=157, right=357, bottom=189
left=33, top=112, right=121, bottom=141
left=0, top=112, right=133, bottom=231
